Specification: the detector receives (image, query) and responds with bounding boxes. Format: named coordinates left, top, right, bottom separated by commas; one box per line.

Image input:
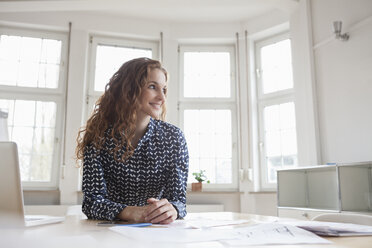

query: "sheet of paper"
left=224, top=223, right=331, bottom=246
left=279, top=220, right=372, bottom=236
left=186, top=219, right=253, bottom=229
left=151, top=219, right=254, bottom=229
left=110, top=223, right=330, bottom=245
left=109, top=226, right=240, bottom=243
left=151, top=219, right=194, bottom=229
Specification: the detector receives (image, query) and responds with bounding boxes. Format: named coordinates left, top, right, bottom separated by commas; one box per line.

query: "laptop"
left=0, top=141, right=65, bottom=227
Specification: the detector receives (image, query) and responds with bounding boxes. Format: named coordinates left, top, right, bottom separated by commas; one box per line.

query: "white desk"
left=2, top=211, right=372, bottom=248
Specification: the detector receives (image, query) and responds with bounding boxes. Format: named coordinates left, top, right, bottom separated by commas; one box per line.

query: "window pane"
left=265, top=131, right=281, bottom=157
left=215, top=110, right=231, bottom=134
left=31, top=155, right=52, bottom=181
left=263, top=101, right=297, bottom=183
left=216, top=159, right=232, bottom=183
left=267, top=156, right=282, bottom=183
left=1, top=99, right=57, bottom=182
left=280, top=102, right=296, bottom=129
left=199, top=158, right=216, bottom=183
left=0, top=34, right=62, bottom=88
left=0, top=35, right=21, bottom=60
left=13, top=100, right=35, bottom=127
left=0, top=60, right=18, bottom=86
left=184, top=109, right=232, bottom=184
left=38, top=64, right=60, bottom=88
left=188, top=158, right=200, bottom=183
left=281, top=129, right=297, bottom=155
left=199, top=110, right=215, bottom=134
left=41, top=39, right=61, bottom=64
left=187, top=134, right=200, bottom=158
left=18, top=62, right=39, bottom=87
left=215, top=134, right=231, bottom=158
left=260, top=39, right=293, bottom=94
left=94, top=45, right=152, bottom=92
left=264, top=105, right=279, bottom=131
left=199, top=133, right=215, bottom=158
left=184, top=110, right=199, bottom=134
left=35, top=101, right=56, bottom=127
left=184, top=52, right=231, bottom=98
left=20, top=37, right=42, bottom=62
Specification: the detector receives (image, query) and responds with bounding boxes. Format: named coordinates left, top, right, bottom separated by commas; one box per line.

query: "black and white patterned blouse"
left=82, top=118, right=189, bottom=220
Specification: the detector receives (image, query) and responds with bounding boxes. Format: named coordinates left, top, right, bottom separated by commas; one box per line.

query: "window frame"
left=179, top=45, right=236, bottom=103
left=256, top=32, right=293, bottom=100
left=178, top=44, right=239, bottom=191
left=255, top=32, right=298, bottom=190
left=258, top=95, right=296, bottom=190
left=86, top=35, right=159, bottom=120
left=0, top=26, right=67, bottom=189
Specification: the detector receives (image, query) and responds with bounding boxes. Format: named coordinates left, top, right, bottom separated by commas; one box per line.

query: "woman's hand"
left=144, top=198, right=178, bottom=224
left=117, top=205, right=149, bottom=222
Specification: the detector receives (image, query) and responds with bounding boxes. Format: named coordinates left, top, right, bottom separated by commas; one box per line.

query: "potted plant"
left=191, top=170, right=210, bottom=191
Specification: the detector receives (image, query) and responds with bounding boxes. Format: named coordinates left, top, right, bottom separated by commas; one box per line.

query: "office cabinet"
left=277, top=162, right=372, bottom=219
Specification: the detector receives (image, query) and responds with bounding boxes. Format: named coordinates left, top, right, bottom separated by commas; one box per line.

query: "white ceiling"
left=0, top=0, right=298, bottom=23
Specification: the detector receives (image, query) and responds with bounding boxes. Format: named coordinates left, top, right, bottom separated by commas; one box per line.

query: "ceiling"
left=0, top=0, right=298, bottom=23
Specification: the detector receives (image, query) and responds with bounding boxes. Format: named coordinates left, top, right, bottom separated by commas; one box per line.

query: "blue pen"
left=117, top=223, right=152, bottom=227
left=97, top=221, right=152, bottom=227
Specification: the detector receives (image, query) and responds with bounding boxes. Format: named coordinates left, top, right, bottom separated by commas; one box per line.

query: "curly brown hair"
left=76, top=57, right=168, bottom=164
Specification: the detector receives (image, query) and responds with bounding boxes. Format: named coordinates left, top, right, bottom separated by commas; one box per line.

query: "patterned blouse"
left=82, top=118, right=189, bottom=220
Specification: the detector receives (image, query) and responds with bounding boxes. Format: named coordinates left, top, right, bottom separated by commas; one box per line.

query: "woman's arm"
left=83, top=144, right=157, bottom=222
left=82, top=144, right=127, bottom=220
left=166, top=131, right=189, bottom=218
left=145, top=130, right=189, bottom=223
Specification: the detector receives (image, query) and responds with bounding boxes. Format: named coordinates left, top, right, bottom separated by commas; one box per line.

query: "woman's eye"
left=163, top=88, right=167, bottom=94
left=148, top=84, right=156, bottom=89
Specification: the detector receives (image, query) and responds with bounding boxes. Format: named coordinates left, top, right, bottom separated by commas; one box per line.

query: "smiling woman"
left=76, top=57, right=189, bottom=224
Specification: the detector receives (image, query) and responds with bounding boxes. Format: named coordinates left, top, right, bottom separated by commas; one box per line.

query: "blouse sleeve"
left=163, top=130, right=189, bottom=219
left=82, top=144, right=126, bottom=220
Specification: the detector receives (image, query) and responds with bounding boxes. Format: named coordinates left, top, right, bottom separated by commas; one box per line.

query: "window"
left=255, top=33, right=298, bottom=189
left=179, top=45, right=238, bottom=190
left=0, top=27, right=66, bottom=188
left=87, top=36, right=158, bottom=116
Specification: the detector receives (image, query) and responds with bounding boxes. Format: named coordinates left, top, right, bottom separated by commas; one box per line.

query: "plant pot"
left=191, top=182, right=202, bottom=192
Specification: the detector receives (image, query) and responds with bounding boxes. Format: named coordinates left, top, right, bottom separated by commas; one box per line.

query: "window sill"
left=187, top=190, right=240, bottom=194
left=23, top=188, right=59, bottom=192
left=248, top=191, right=277, bottom=194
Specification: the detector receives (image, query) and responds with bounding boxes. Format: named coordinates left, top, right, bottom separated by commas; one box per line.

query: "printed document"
left=110, top=223, right=330, bottom=245
left=279, top=220, right=372, bottom=236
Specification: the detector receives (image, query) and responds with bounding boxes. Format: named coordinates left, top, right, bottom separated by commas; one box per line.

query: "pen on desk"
left=117, top=223, right=152, bottom=227
left=97, top=222, right=152, bottom=227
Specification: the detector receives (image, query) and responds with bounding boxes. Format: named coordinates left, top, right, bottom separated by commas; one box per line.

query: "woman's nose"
left=157, top=89, right=166, bottom=101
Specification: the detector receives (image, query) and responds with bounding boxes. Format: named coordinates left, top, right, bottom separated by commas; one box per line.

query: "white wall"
left=311, top=0, right=372, bottom=163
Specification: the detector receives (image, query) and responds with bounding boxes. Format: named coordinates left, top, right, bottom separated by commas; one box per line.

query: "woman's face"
left=137, top=68, right=167, bottom=120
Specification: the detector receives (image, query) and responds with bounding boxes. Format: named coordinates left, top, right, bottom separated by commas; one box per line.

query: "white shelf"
left=339, top=163, right=372, bottom=211
left=277, top=162, right=372, bottom=218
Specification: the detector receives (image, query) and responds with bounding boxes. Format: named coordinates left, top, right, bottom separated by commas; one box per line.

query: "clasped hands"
left=118, top=198, right=177, bottom=224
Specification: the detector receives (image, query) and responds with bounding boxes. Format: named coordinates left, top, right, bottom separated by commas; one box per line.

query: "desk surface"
left=2, top=211, right=372, bottom=248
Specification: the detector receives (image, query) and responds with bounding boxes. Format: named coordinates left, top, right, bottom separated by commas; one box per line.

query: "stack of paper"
left=279, top=220, right=372, bottom=236
left=223, top=223, right=331, bottom=246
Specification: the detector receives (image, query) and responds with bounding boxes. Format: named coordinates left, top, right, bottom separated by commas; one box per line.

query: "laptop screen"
left=0, top=142, right=26, bottom=226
